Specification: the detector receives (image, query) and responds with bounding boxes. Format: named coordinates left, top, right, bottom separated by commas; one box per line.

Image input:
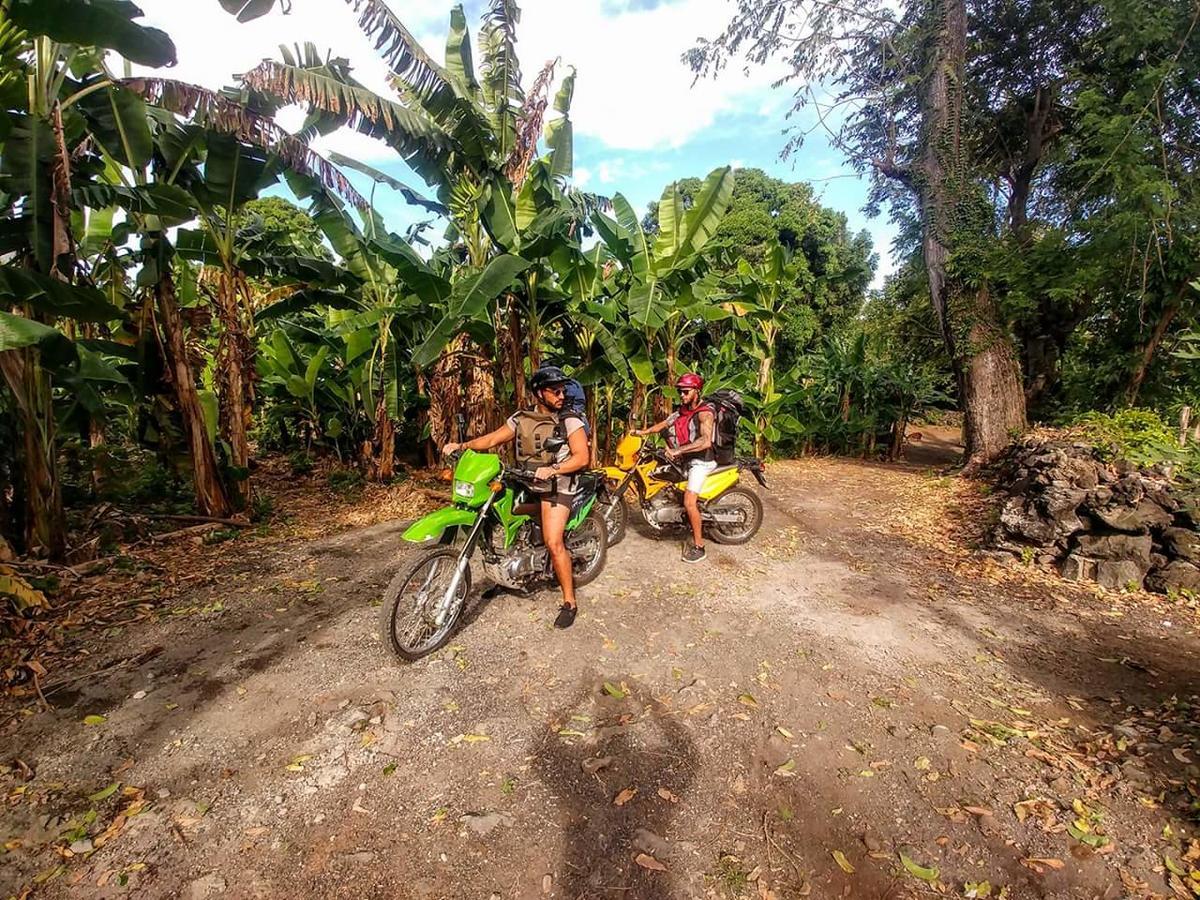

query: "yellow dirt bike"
left=597, top=434, right=767, bottom=546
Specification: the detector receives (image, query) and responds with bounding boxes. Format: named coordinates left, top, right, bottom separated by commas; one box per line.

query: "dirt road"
left=4, top=442, right=1199, bottom=899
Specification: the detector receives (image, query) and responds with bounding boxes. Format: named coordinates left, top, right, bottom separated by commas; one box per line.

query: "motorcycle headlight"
left=454, top=479, right=475, bottom=499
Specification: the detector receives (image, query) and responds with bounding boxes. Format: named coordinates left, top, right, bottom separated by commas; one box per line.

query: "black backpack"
left=704, top=389, right=744, bottom=464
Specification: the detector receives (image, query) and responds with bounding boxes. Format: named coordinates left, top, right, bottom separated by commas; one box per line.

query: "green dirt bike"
left=378, top=444, right=608, bottom=661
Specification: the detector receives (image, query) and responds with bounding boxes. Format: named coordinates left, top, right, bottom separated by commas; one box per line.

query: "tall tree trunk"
left=1125, top=289, right=1185, bottom=406
left=427, top=346, right=462, bottom=453
left=889, top=412, right=908, bottom=461
left=0, top=352, right=66, bottom=558
left=371, top=396, right=396, bottom=481
left=463, top=343, right=498, bottom=438
left=585, top=384, right=599, bottom=466
left=155, top=272, right=232, bottom=518
left=506, top=302, right=527, bottom=410
left=628, top=381, right=647, bottom=432
left=916, top=0, right=1025, bottom=467
left=755, top=354, right=773, bottom=458
left=603, top=386, right=615, bottom=465
left=654, top=341, right=678, bottom=420
left=215, top=271, right=253, bottom=508
left=89, top=418, right=107, bottom=493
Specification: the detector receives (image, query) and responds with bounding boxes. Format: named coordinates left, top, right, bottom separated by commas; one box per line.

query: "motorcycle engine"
left=644, top=492, right=684, bottom=528
left=482, top=531, right=547, bottom=589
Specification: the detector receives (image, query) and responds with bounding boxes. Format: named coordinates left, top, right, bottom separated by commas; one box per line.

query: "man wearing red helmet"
left=632, top=373, right=715, bottom=563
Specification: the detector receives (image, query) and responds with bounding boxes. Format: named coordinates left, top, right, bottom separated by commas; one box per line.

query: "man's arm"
left=667, top=410, right=713, bottom=457
left=632, top=419, right=671, bottom=437
left=444, top=422, right=515, bottom=455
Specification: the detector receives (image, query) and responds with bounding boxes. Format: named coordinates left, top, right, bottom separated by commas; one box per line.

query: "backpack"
left=512, top=390, right=591, bottom=466
left=561, top=378, right=591, bottom=436
left=704, top=389, right=744, bottom=465
left=513, top=410, right=562, bottom=466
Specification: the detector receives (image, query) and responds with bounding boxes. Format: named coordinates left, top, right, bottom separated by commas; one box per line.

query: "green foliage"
left=327, top=468, right=365, bottom=494
left=1074, top=409, right=1200, bottom=477
left=288, top=450, right=315, bottom=476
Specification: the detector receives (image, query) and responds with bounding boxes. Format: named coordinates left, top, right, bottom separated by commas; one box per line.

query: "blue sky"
left=134, top=0, right=898, bottom=284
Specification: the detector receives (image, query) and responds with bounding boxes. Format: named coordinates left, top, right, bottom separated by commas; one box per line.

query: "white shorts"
left=684, top=459, right=717, bottom=494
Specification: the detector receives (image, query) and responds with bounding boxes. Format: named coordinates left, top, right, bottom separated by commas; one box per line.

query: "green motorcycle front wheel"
left=379, top=548, right=471, bottom=661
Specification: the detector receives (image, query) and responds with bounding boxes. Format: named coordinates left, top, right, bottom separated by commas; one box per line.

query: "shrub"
left=288, top=451, right=315, bottom=477
left=1074, top=408, right=1200, bottom=479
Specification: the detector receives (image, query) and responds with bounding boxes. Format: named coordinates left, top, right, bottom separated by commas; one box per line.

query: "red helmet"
left=676, top=373, right=704, bottom=391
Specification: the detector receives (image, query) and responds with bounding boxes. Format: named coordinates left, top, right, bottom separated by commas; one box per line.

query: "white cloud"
left=133, top=0, right=788, bottom=160
left=573, top=166, right=594, bottom=188
left=597, top=160, right=621, bottom=184
left=519, top=0, right=787, bottom=151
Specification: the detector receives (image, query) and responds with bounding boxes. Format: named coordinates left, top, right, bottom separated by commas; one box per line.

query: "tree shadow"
left=530, top=674, right=699, bottom=900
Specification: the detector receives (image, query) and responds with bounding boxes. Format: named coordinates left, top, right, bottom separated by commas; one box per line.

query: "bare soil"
left=4, top=428, right=1200, bottom=900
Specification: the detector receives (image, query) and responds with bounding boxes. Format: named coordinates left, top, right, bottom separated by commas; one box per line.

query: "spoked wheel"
left=378, top=548, right=471, bottom=661
left=566, top=510, right=608, bottom=586
left=600, top=493, right=629, bottom=546
left=705, top=487, right=764, bottom=545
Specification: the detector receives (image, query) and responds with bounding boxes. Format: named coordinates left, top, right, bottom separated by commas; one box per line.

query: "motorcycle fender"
left=599, top=466, right=627, bottom=485
left=402, top=507, right=478, bottom=543
left=675, top=467, right=741, bottom=501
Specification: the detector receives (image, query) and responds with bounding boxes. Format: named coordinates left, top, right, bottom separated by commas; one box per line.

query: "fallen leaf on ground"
left=774, top=759, right=796, bottom=777
left=832, top=850, right=855, bottom=874
left=602, top=682, right=626, bottom=699
left=914, top=756, right=931, bottom=771
left=738, top=693, right=759, bottom=709
left=614, top=787, right=638, bottom=806
left=88, top=783, right=120, bottom=803
left=635, top=853, right=666, bottom=871
left=657, top=788, right=679, bottom=803
left=1020, top=857, right=1065, bottom=874
left=899, top=852, right=939, bottom=883
left=964, top=806, right=993, bottom=817
left=83, top=715, right=106, bottom=726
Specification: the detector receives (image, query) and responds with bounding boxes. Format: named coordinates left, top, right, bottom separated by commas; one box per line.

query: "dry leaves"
left=634, top=853, right=666, bottom=871
left=613, top=787, right=638, bottom=807
left=1020, top=857, right=1065, bottom=874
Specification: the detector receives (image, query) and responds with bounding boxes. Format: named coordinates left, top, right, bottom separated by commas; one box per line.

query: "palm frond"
left=123, top=77, right=369, bottom=210
left=340, top=0, right=492, bottom=156
left=238, top=58, right=452, bottom=189
left=478, top=0, right=524, bottom=158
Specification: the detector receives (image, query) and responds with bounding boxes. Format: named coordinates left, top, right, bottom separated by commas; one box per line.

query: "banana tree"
left=237, top=1, right=577, bottom=440
left=556, top=243, right=628, bottom=463
left=592, top=166, right=736, bottom=428
left=282, top=172, right=452, bottom=479
left=0, top=0, right=175, bottom=557
left=712, top=245, right=809, bottom=456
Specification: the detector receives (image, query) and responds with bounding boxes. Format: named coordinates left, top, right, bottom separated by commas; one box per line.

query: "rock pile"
left=988, top=439, right=1200, bottom=594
